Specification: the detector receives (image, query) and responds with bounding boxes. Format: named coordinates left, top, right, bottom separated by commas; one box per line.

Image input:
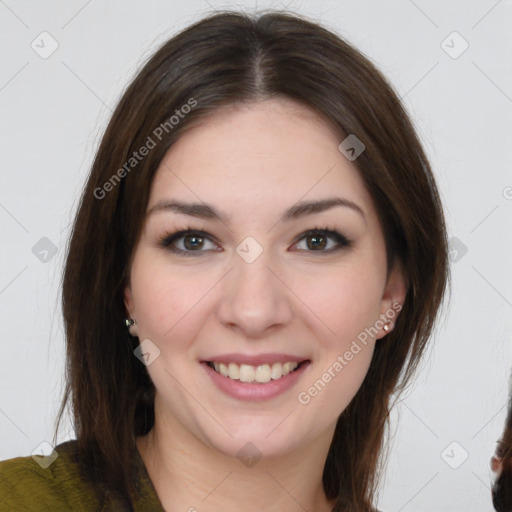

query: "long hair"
left=492, top=370, right=512, bottom=511
left=54, top=10, right=450, bottom=510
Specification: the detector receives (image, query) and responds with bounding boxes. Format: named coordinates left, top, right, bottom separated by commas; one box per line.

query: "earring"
left=383, top=318, right=394, bottom=333
left=125, top=318, right=138, bottom=337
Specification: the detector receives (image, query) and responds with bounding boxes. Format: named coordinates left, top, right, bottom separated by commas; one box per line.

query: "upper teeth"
left=212, top=361, right=300, bottom=383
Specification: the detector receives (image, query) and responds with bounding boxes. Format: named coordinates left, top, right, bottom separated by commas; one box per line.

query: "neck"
left=136, top=413, right=336, bottom=512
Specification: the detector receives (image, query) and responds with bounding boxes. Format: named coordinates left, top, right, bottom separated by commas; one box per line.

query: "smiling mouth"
left=205, top=360, right=308, bottom=383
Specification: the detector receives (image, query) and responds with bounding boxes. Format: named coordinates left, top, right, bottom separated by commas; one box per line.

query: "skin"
left=124, top=97, right=406, bottom=511
left=491, top=456, right=502, bottom=475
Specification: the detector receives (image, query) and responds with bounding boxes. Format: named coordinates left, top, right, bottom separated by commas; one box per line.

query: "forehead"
left=147, top=98, right=377, bottom=226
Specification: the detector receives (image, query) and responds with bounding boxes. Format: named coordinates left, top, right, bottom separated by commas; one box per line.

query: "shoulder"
left=0, top=440, right=100, bottom=512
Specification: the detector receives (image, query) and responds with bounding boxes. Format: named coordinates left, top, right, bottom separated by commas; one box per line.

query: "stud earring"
left=383, top=323, right=390, bottom=332
left=125, top=318, right=138, bottom=337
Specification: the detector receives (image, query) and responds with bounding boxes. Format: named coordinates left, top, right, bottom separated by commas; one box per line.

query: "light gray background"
left=1, top=1, right=511, bottom=510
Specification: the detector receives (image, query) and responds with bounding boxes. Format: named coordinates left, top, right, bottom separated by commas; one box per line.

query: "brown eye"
left=182, top=233, right=205, bottom=250
left=159, top=229, right=219, bottom=256
left=294, top=229, right=351, bottom=253
left=306, top=233, right=328, bottom=250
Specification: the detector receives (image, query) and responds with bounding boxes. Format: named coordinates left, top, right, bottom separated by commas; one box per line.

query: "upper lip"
left=201, top=353, right=310, bottom=366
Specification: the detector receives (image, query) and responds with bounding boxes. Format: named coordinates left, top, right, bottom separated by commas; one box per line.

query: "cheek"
left=293, top=259, right=383, bottom=409
left=297, top=329, right=375, bottom=420
left=129, top=252, right=208, bottom=344
left=297, top=263, right=385, bottom=343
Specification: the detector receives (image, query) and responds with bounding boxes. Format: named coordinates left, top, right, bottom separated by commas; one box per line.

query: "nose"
left=216, top=246, right=294, bottom=338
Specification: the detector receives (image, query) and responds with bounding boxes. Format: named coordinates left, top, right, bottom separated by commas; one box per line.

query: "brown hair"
left=54, top=10, right=450, bottom=511
left=492, top=375, right=512, bottom=511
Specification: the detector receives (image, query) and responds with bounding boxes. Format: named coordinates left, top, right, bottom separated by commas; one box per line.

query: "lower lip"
left=201, top=361, right=311, bottom=402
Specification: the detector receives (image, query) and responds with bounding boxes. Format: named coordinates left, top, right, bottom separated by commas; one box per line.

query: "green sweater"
left=0, top=440, right=165, bottom=511
left=1, top=442, right=385, bottom=511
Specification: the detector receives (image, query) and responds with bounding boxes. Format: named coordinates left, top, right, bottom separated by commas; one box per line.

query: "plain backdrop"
left=1, top=1, right=511, bottom=510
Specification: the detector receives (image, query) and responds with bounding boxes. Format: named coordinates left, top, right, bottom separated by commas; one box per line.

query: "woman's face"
left=124, top=97, right=406, bottom=459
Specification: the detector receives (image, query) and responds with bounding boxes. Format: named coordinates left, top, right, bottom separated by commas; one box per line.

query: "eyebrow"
left=146, top=197, right=366, bottom=224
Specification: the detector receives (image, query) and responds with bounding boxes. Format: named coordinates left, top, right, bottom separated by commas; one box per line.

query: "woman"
left=492, top=368, right=512, bottom=511
left=0, top=10, right=449, bottom=511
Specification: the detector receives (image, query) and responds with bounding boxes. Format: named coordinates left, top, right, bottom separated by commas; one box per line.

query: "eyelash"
left=157, top=225, right=352, bottom=257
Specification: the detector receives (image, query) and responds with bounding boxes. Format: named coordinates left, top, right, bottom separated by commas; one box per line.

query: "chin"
left=199, top=416, right=318, bottom=464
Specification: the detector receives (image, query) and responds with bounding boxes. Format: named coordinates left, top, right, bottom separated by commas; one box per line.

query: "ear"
left=491, top=455, right=502, bottom=474
left=123, top=284, right=139, bottom=337
left=124, top=283, right=134, bottom=315
left=375, top=260, right=407, bottom=340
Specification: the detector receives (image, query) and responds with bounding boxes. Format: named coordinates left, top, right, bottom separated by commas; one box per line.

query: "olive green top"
left=0, top=439, right=165, bottom=511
